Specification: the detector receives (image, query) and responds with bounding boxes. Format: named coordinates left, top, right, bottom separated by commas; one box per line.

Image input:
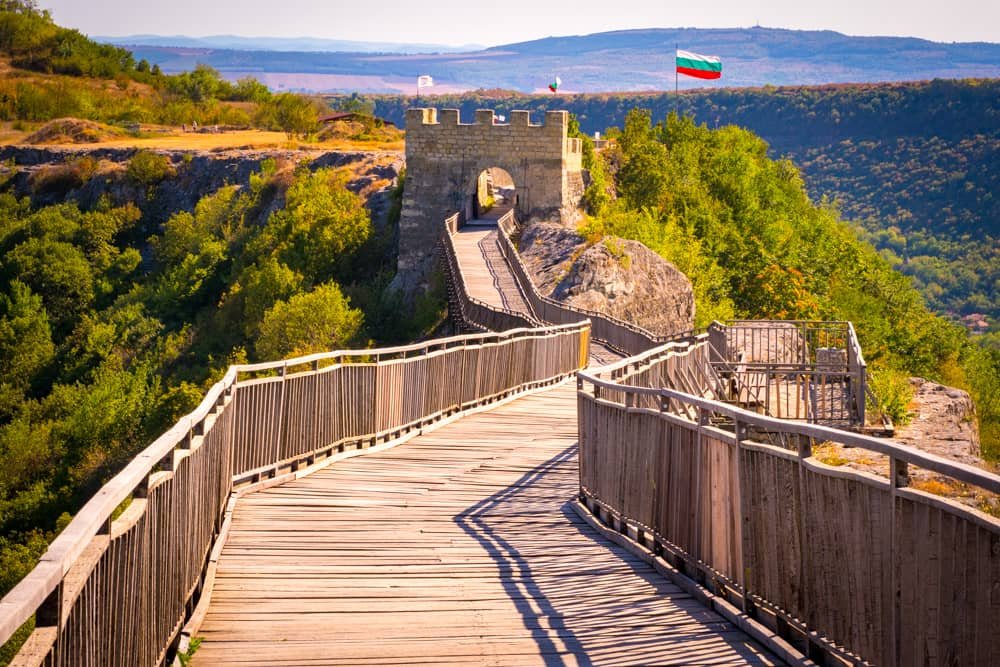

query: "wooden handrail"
left=0, top=367, right=237, bottom=653
left=580, top=360, right=1000, bottom=494
left=577, top=345, right=1000, bottom=665
left=0, top=318, right=589, bottom=663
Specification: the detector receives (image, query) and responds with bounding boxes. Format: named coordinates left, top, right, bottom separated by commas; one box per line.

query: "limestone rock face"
left=1, top=146, right=397, bottom=229
left=895, top=377, right=981, bottom=464
left=814, top=377, right=992, bottom=510
left=519, top=221, right=694, bottom=337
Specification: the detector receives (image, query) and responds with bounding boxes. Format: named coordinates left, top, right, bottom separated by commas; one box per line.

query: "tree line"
left=363, top=80, right=999, bottom=325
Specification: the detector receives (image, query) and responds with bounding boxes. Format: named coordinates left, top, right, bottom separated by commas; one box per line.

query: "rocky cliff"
left=518, top=221, right=694, bottom=336
left=0, top=146, right=402, bottom=234
left=895, top=377, right=982, bottom=464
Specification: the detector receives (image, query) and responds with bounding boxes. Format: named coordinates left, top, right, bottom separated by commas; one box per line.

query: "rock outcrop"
left=519, top=221, right=694, bottom=336
left=813, top=376, right=996, bottom=513
left=894, top=377, right=981, bottom=464
left=0, top=146, right=401, bottom=231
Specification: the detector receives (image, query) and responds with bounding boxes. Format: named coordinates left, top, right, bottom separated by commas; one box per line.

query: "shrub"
left=867, top=367, right=915, bottom=426
left=126, top=150, right=173, bottom=186
left=255, top=282, right=363, bottom=360
left=28, top=156, right=96, bottom=196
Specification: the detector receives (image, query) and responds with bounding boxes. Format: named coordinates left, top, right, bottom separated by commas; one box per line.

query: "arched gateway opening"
left=471, top=167, right=516, bottom=222
left=397, top=108, right=584, bottom=289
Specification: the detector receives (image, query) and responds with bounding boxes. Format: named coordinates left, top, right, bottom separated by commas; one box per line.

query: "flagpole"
left=675, top=44, right=679, bottom=118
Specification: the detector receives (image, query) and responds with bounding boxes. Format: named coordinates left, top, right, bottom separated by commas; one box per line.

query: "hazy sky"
left=43, top=0, right=1000, bottom=45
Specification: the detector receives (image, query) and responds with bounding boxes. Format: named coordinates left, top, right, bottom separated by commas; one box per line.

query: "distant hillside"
left=119, top=27, right=1000, bottom=93
left=0, top=2, right=331, bottom=136
left=99, top=34, right=482, bottom=54
left=366, top=79, right=999, bottom=323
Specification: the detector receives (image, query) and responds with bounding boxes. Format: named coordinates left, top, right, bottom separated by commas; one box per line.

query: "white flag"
left=417, top=75, right=434, bottom=88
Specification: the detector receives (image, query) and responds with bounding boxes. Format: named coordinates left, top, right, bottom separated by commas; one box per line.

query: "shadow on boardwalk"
left=455, top=443, right=779, bottom=666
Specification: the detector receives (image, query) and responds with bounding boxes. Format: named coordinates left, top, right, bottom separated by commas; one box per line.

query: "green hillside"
left=571, top=109, right=999, bottom=459
left=0, top=1, right=325, bottom=133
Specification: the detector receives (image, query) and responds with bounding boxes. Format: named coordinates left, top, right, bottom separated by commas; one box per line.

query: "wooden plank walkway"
left=453, top=220, right=621, bottom=366
left=194, top=381, right=780, bottom=665
left=452, top=223, right=523, bottom=313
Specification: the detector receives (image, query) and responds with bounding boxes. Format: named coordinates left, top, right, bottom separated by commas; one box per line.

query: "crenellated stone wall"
left=396, top=108, right=584, bottom=291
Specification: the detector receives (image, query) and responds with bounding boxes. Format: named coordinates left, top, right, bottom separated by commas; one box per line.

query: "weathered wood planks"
left=194, top=382, right=779, bottom=666
left=578, top=347, right=1000, bottom=666
left=1, top=314, right=588, bottom=666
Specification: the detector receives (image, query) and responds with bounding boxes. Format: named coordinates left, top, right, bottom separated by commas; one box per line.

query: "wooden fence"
left=441, top=211, right=543, bottom=334
left=578, top=340, right=1000, bottom=666
left=0, top=322, right=589, bottom=666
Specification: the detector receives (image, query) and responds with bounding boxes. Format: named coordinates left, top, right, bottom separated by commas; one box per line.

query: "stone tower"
left=396, top=108, right=584, bottom=291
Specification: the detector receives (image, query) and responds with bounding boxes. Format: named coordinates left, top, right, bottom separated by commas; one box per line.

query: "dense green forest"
left=0, top=155, right=440, bottom=661
left=570, top=110, right=998, bottom=462
left=368, top=81, right=999, bottom=326
left=0, top=0, right=323, bottom=132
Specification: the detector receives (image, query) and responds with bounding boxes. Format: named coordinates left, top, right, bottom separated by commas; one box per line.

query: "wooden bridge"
left=1, top=209, right=998, bottom=666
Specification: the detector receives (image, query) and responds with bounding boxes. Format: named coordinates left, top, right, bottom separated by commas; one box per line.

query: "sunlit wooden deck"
left=193, top=381, right=779, bottom=665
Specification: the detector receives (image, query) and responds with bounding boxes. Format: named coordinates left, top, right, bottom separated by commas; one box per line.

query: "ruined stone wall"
left=397, top=108, right=584, bottom=291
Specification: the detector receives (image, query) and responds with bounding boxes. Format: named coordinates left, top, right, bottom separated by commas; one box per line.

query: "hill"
left=366, top=80, right=1000, bottom=325
left=116, top=27, right=1000, bottom=93
left=0, top=1, right=336, bottom=137
left=99, top=34, right=483, bottom=54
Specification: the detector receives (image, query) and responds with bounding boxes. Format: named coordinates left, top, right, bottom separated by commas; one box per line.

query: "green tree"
left=254, top=93, right=321, bottom=136
left=3, top=237, right=94, bottom=332
left=255, top=282, right=363, bottom=360
left=0, top=281, right=53, bottom=415
left=255, top=168, right=371, bottom=283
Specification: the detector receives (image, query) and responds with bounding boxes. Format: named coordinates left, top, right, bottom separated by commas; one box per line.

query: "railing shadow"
left=455, top=443, right=778, bottom=666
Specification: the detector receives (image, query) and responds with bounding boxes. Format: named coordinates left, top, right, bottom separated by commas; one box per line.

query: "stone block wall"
left=396, top=108, right=584, bottom=291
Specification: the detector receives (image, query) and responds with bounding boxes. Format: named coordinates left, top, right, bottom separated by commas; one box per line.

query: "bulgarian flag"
left=676, top=49, right=722, bottom=80
left=548, top=75, right=561, bottom=93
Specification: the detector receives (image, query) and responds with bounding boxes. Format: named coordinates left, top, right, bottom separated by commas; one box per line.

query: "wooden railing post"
left=275, top=363, right=288, bottom=472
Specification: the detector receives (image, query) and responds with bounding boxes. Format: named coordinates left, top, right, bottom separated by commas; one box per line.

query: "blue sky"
left=43, top=0, right=1000, bottom=45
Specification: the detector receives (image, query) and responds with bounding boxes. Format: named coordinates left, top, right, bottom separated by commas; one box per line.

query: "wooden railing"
left=577, top=340, right=1000, bottom=666
left=441, top=211, right=543, bottom=333
left=708, top=320, right=867, bottom=426
left=0, top=322, right=589, bottom=666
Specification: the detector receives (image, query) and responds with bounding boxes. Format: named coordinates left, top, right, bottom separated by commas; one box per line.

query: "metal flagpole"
left=675, top=44, right=679, bottom=118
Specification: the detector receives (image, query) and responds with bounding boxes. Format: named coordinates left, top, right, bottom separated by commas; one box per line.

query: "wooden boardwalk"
left=192, top=221, right=779, bottom=665
left=451, top=222, right=528, bottom=314
left=194, top=381, right=780, bottom=665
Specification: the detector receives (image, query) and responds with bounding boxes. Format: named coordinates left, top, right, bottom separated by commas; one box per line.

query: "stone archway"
left=471, top=167, right=517, bottom=221
left=397, top=108, right=584, bottom=289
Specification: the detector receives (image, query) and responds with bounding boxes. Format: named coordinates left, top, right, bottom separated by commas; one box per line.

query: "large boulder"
left=519, top=221, right=694, bottom=336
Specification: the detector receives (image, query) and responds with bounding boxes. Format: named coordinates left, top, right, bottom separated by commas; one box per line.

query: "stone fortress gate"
left=397, top=108, right=585, bottom=288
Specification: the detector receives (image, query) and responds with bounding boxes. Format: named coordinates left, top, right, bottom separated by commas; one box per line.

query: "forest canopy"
left=575, top=109, right=999, bottom=461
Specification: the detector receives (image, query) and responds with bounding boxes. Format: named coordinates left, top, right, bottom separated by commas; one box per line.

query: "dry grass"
left=910, top=478, right=960, bottom=496
left=909, top=478, right=1000, bottom=518
left=2, top=125, right=403, bottom=153
left=25, top=118, right=127, bottom=144
left=812, top=442, right=849, bottom=467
